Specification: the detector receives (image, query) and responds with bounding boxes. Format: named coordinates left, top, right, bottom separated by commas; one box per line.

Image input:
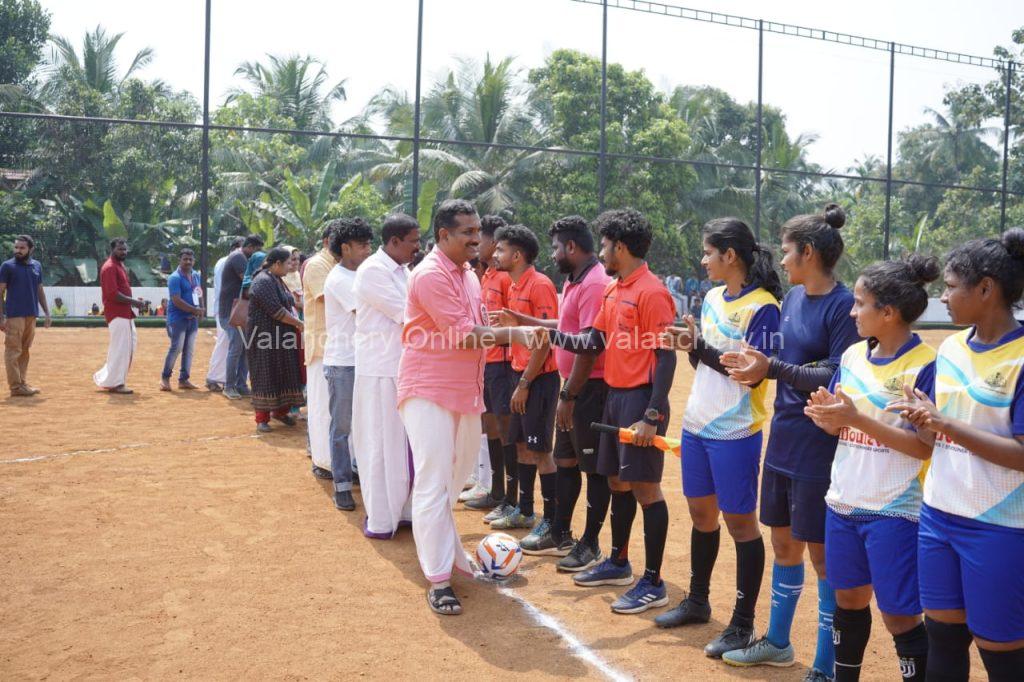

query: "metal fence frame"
left=0, top=0, right=1019, bottom=286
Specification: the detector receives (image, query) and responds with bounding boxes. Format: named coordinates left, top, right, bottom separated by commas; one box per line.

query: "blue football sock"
left=765, top=562, right=804, bottom=649
left=813, top=578, right=837, bottom=677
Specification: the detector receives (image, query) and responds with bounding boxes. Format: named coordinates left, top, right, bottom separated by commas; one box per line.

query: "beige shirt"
left=302, top=248, right=335, bottom=365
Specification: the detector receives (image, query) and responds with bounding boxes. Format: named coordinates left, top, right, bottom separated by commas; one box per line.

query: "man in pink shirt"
left=398, top=199, right=540, bottom=616
left=498, top=216, right=611, bottom=569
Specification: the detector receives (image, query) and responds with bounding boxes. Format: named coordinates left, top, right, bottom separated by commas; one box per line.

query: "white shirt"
left=322, top=263, right=359, bottom=367
left=353, top=247, right=408, bottom=378
left=211, top=254, right=229, bottom=319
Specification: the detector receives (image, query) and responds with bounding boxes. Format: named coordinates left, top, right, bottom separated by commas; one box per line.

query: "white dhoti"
left=206, top=321, right=228, bottom=385
left=354, top=375, right=412, bottom=537
left=93, top=317, right=138, bottom=388
left=306, top=358, right=332, bottom=471
left=400, top=397, right=482, bottom=582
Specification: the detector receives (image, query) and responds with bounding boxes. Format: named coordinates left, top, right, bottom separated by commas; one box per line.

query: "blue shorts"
left=681, top=430, right=761, bottom=514
left=918, top=504, right=1024, bottom=643
left=825, top=509, right=921, bottom=615
left=759, top=468, right=829, bottom=543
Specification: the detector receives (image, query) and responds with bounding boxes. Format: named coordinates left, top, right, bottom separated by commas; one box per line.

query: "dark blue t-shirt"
left=765, top=283, right=860, bottom=482
left=167, top=269, right=201, bottom=324
left=0, top=257, right=42, bottom=318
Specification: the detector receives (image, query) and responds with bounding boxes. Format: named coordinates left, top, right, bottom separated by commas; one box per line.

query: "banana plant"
left=260, top=160, right=337, bottom=248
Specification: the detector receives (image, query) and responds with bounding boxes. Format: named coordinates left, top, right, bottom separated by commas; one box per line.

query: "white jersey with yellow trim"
left=825, top=337, right=935, bottom=520
left=925, top=327, right=1024, bottom=528
left=683, top=284, right=779, bottom=441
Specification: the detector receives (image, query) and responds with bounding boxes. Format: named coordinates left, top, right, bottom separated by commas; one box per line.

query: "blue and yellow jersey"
left=683, top=284, right=780, bottom=440
left=925, top=326, right=1024, bottom=529
left=825, top=336, right=935, bottom=520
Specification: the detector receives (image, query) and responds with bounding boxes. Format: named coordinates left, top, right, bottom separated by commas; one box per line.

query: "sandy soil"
left=1, top=327, right=982, bottom=680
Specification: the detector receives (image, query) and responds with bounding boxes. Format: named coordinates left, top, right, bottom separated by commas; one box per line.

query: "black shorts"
left=483, top=361, right=514, bottom=416
left=759, top=467, right=830, bottom=543
left=553, top=378, right=609, bottom=473
left=508, top=370, right=559, bottom=452
left=596, top=385, right=669, bottom=483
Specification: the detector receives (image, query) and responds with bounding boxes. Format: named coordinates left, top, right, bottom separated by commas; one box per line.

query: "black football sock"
left=641, top=500, right=669, bottom=584
left=892, top=622, right=927, bottom=682
left=924, top=617, right=972, bottom=681
left=833, top=606, right=871, bottom=681
left=540, top=471, right=557, bottom=522
left=503, top=443, right=518, bottom=507
left=731, top=536, right=764, bottom=629
left=689, top=527, right=720, bottom=604
left=552, top=465, right=581, bottom=540
left=517, top=463, right=537, bottom=516
left=609, top=489, right=637, bottom=565
left=487, top=438, right=504, bottom=499
left=979, top=647, right=1024, bottom=682
left=582, top=473, right=610, bottom=547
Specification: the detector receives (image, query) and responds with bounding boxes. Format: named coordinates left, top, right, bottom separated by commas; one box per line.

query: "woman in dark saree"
left=245, top=247, right=305, bottom=433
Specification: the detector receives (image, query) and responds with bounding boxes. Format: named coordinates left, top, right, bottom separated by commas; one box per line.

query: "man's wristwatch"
left=518, top=376, right=531, bottom=390
left=643, top=408, right=663, bottom=425
left=558, top=387, right=576, bottom=402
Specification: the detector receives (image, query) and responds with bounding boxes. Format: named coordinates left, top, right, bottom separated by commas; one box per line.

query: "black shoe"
left=311, top=465, right=332, bottom=480
left=704, top=624, right=755, bottom=659
left=654, top=595, right=711, bottom=628
left=464, top=493, right=502, bottom=510
left=273, top=414, right=297, bottom=426
left=557, top=539, right=602, bottom=572
left=334, top=490, right=355, bottom=511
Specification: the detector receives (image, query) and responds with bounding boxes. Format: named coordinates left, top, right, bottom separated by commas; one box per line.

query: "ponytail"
left=703, top=217, right=783, bottom=301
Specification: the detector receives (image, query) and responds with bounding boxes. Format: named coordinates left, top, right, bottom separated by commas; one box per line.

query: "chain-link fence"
left=0, top=0, right=1019, bottom=294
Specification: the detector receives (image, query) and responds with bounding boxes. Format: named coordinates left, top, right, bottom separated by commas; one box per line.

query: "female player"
left=890, top=229, right=1024, bottom=681
left=718, top=203, right=860, bottom=682
left=804, top=255, right=940, bottom=681
left=658, top=218, right=781, bottom=659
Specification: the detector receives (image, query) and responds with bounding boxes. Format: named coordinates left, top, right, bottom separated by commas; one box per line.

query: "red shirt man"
left=100, top=256, right=135, bottom=323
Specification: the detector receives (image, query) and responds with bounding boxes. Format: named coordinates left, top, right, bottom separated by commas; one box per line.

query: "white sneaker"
left=459, top=483, right=490, bottom=503
left=462, top=474, right=479, bottom=491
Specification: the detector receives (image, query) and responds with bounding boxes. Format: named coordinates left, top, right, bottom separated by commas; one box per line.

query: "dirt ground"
left=1, top=327, right=981, bottom=680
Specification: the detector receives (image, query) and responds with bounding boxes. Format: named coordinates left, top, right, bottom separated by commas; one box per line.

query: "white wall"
left=45, top=286, right=215, bottom=318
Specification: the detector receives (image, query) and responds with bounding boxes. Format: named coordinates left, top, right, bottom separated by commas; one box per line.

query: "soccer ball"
left=476, top=532, right=523, bottom=580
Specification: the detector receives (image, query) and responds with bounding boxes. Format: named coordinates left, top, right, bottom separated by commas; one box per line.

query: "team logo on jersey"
left=884, top=376, right=905, bottom=394
left=899, top=657, right=916, bottom=678
left=985, top=370, right=1009, bottom=391
left=728, top=311, right=742, bottom=324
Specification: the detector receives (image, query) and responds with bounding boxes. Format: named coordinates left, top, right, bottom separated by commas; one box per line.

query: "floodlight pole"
left=754, top=20, right=764, bottom=240
left=1001, top=60, right=1014, bottom=232
left=411, top=0, right=424, bottom=217
left=200, top=0, right=212, bottom=295
left=599, top=0, right=609, bottom=212
left=884, top=41, right=895, bottom=259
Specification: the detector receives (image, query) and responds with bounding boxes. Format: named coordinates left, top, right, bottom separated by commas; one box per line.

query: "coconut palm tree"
left=39, top=26, right=156, bottom=103
left=228, top=54, right=346, bottom=133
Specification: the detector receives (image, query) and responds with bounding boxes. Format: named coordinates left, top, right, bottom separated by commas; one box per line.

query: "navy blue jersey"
left=765, top=283, right=860, bottom=482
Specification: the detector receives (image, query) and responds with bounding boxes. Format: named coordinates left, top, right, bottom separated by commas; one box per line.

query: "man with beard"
left=0, top=235, right=50, bottom=396
left=94, top=238, right=146, bottom=394
left=542, top=209, right=677, bottom=614
left=499, top=216, right=611, bottom=568
left=351, top=213, right=421, bottom=534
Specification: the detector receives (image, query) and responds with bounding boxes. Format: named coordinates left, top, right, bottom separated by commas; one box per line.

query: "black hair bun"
left=823, top=203, right=846, bottom=230
left=1001, top=227, right=1024, bottom=261
left=906, top=254, right=940, bottom=285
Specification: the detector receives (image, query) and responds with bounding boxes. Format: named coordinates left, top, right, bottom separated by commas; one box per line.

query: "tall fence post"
left=884, top=41, right=895, bottom=258
left=199, top=0, right=211, bottom=292
left=411, top=0, right=424, bottom=218
left=754, top=19, right=764, bottom=241
left=598, top=0, right=608, bottom=213
left=1001, top=60, right=1014, bottom=232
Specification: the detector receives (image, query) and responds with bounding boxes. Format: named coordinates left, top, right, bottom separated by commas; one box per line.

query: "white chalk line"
left=498, top=585, right=632, bottom=682
left=1, top=433, right=259, bottom=464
